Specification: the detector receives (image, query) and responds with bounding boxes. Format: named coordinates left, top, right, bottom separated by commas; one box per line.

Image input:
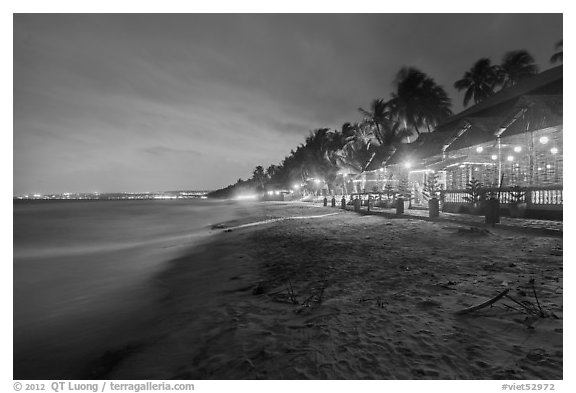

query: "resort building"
left=357, top=65, right=563, bottom=219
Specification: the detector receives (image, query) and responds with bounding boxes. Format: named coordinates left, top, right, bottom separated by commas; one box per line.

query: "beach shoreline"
left=76, top=201, right=562, bottom=380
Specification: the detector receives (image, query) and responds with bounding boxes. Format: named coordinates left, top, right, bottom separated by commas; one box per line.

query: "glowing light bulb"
left=514, top=146, right=522, bottom=153
left=507, top=156, right=514, bottom=162
left=539, top=136, right=549, bottom=144
left=550, top=147, right=558, bottom=154
left=491, top=155, right=498, bottom=160
left=476, top=146, right=483, bottom=153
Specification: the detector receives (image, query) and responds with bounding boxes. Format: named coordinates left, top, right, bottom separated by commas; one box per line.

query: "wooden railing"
left=301, top=185, right=563, bottom=210
left=530, top=187, right=563, bottom=205
left=349, top=191, right=397, bottom=201
left=440, top=185, right=563, bottom=207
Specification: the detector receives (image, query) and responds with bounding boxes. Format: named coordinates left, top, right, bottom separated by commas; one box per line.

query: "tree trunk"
left=414, top=123, right=421, bottom=136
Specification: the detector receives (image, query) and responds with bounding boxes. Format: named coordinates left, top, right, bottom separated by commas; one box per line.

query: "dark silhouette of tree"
left=266, top=164, right=279, bottom=179
left=300, top=128, right=344, bottom=192
left=251, top=166, right=267, bottom=191
left=550, top=40, right=563, bottom=64
left=496, top=50, right=539, bottom=88
left=454, top=58, right=499, bottom=107
left=358, top=98, right=390, bottom=146
left=388, top=67, right=452, bottom=137
left=333, top=126, right=375, bottom=175
left=340, top=122, right=356, bottom=141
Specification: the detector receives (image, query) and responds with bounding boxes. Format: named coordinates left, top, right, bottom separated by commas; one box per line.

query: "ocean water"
left=13, top=199, right=245, bottom=379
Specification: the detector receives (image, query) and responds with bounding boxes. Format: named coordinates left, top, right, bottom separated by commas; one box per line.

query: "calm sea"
left=13, top=199, right=244, bottom=379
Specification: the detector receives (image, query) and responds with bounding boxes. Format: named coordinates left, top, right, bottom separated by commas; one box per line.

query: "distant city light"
left=537, top=167, right=542, bottom=171
left=539, top=136, right=549, bottom=144
left=274, top=191, right=280, bottom=195
left=551, top=147, right=558, bottom=154
left=491, top=155, right=498, bottom=160
left=476, top=146, right=483, bottom=153
left=313, top=179, right=321, bottom=184
left=507, top=155, right=514, bottom=162
left=379, top=168, right=384, bottom=172
left=514, top=146, right=522, bottom=153
left=292, top=184, right=300, bottom=190
left=546, top=164, right=552, bottom=169
left=267, top=191, right=274, bottom=195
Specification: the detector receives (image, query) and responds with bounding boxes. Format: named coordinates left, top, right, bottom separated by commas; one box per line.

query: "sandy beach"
left=87, top=201, right=562, bottom=380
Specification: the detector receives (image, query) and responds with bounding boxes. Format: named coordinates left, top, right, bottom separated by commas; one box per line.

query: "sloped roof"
left=438, top=65, right=562, bottom=129
left=500, top=94, right=563, bottom=138
left=368, top=68, right=562, bottom=170
left=383, top=122, right=469, bottom=167
left=363, top=146, right=396, bottom=172
left=445, top=116, right=505, bottom=152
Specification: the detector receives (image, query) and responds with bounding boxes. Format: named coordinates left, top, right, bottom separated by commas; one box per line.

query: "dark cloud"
left=13, top=14, right=562, bottom=194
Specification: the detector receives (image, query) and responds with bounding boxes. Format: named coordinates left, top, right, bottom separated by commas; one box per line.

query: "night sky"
left=13, top=13, right=562, bottom=195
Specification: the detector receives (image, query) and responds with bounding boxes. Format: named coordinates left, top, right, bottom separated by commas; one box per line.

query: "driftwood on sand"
left=454, top=288, right=510, bottom=315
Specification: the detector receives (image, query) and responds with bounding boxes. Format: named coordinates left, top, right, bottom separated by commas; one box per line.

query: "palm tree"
left=334, top=132, right=373, bottom=175
left=358, top=98, right=390, bottom=146
left=417, top=77, right=453, bottom=131
left=266, top=164, right=279, bottom=180
left=252, top=166, right=267, bottom=191
left=550, top=40, right=563, bottom=64
left=339, top=122, right=356, bottom=141
left=388, top=67, right=452, bottom=137
left=454, top=58, right=499, bottom=107
left=344, top=122, right=373, bottom=149
left=297, top=128, right=345, bottom=193
left=496, top=50, right=539, bottom=88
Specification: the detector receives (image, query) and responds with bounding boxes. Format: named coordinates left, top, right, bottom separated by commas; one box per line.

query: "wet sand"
left=66, top=202, right=563, bottom=379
